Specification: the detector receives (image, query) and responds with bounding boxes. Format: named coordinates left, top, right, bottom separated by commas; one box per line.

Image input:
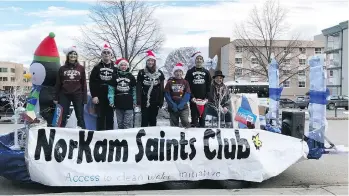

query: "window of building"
left=327, top=33, right=340, bottom=50
left=299, top=59, right=306, bottom=65
left=10, top=68, right=15, bottom=73
left=235, top=68, right=242, bottom=76
left=283, top=80, right=290, bottom=88
left=298, top=81, right=306, bottom=88
left=327, top=51, right=341, bottom=67
left=235, top=46, right=243, bottom=53
left=315, top=48, right=322, bottom=54
left=299, top=48, right=306, bottom=54
left=284, top=59, right=291, bottom=65
left=250, top=70, right=258, bottom=76
left=235, top=58, right=242, bottom=64
left=0, top=77, right=7, bottom=81
left=11, top=77, right=15, bottom=82
left=329, top=70, right=333, bottom=77
left=251, top=57, right=258, bottom=64
left=0, top=68, right=8, bottom=72
left=283, top=68, right=291, bottom=75
left=283, top=70, right=290, bottom=75
left=298, top=69, right=305, bottom=76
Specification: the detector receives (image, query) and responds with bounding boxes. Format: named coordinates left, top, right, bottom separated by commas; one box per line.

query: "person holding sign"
left=89, top=44, right=118, bottom=130
left=136, top=50, right=165, bottom=127
left=164, top=63, right=191, bottom=128
left=54, top=46, right=87, bottom=129
left=206, top=70, right=232, bottom=128
left=185, top=51, right=212, bottom=128
left=108, top=58, right=137, bottom=129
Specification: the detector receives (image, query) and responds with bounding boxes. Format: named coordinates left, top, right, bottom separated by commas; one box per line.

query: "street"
left=281, top=108, right=348, bottom=119
left=0, top=119, right=347, bottom=195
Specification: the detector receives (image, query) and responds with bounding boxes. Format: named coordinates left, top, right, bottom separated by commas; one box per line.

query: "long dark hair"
left=65, top=51, right=80, bottom=65
left=146, top=59, right=156, bottom=73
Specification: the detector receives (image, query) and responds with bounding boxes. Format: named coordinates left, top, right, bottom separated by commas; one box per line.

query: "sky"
left=0, top=0, right=348, bottom=68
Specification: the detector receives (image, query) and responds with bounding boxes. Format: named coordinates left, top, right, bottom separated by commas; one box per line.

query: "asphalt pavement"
left=0, top=119, right=347, bottom=195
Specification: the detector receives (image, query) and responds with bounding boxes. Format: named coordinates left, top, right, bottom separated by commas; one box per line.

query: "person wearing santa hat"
left=54, top=46, right=87, bottom=129
left=108, top=58, right=136, bottom=129
left=136, top=50, right=165, bottom=127
left=164, top=62, right=191, bottom=128
left=89, top=44, right=118, bottom=130
left=184, top=51, right=212, bottom=128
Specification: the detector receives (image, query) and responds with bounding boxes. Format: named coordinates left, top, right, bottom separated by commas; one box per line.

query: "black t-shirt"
left=136, top=69, right=165, bottom=106
left=184, top=67, right=212, bottom=99
left=110, top=72, right=136, bottom=110
left=89, top=62, right=117, bottom=100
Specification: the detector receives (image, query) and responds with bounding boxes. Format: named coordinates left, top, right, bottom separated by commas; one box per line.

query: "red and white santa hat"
left=191, top=51, right=203, bottom=63
left=145, top=50, right=156, bottom=61
left=63, top=46, right=78, bottom=55
left=101, top=43, right=113, bottom=55
left=115, top=57, right=129, bottom=68
left=172, top=62, right=185, bottom=75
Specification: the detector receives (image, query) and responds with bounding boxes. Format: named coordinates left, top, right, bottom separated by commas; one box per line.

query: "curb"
left=31, top=185, right=348, bottom=195
left=305, top=117, right=348, bottom=120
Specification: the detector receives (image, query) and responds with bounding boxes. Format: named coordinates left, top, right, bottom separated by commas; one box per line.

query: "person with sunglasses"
left=89, top=44, right=118, bottom=130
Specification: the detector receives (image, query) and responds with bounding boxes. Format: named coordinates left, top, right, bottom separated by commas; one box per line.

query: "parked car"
left=327, top=95, right=348, bottom=110
left=294, top=96, right=309, bottom=109
left=279, top=98, right=295, bottom=108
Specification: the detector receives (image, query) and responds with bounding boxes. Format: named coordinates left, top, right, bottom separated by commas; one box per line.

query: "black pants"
left=141, top=104, right=159, bottom=127
left=59, top=93, right=85, bottom=129
left=95, top=98, right=114, bottom=131
left=190, top=101, right=206, bottom=128
left=39, top=104, right=55, bottom=127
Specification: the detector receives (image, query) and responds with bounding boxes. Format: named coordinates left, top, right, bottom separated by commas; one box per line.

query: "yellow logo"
left=252, top=133, right=262, bottom=150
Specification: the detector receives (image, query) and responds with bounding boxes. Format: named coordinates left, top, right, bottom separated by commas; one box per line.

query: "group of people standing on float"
left=53, top=44, right=233, bottom=131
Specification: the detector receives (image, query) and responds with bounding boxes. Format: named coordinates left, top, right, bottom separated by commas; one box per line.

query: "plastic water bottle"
left=134, top=106, right=141, bottom=128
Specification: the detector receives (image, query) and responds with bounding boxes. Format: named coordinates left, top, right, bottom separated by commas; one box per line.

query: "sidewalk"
left=31, top=185, right=348, bottom=195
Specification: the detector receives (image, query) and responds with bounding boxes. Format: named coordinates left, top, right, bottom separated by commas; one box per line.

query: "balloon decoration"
left=24, top=32, right=61, bottom=125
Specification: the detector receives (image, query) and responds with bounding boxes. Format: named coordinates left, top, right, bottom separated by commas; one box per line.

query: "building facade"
left=0, top=61, right=32, bottom=93
left=217, top=39, right=324, bottom=99
left=209, top=37, right=231, bottom=70
left=318, top=21, right=348, bottom=96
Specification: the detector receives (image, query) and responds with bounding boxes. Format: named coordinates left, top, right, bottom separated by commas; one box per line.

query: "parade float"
left=0, top=33, right=347, bottom=187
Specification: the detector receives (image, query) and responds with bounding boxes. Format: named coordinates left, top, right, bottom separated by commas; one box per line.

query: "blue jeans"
left=115, top=109, right=134, bottom=129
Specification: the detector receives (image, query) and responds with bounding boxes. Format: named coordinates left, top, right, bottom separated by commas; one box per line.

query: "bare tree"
left=163, top=47, right=197, bottom=77
left=233, top=0, right=313, bottom=85
left=76, top=0, right=165, bottom=73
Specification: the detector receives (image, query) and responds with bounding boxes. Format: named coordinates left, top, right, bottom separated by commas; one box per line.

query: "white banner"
left=26, top=126, right=308, bottom=186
